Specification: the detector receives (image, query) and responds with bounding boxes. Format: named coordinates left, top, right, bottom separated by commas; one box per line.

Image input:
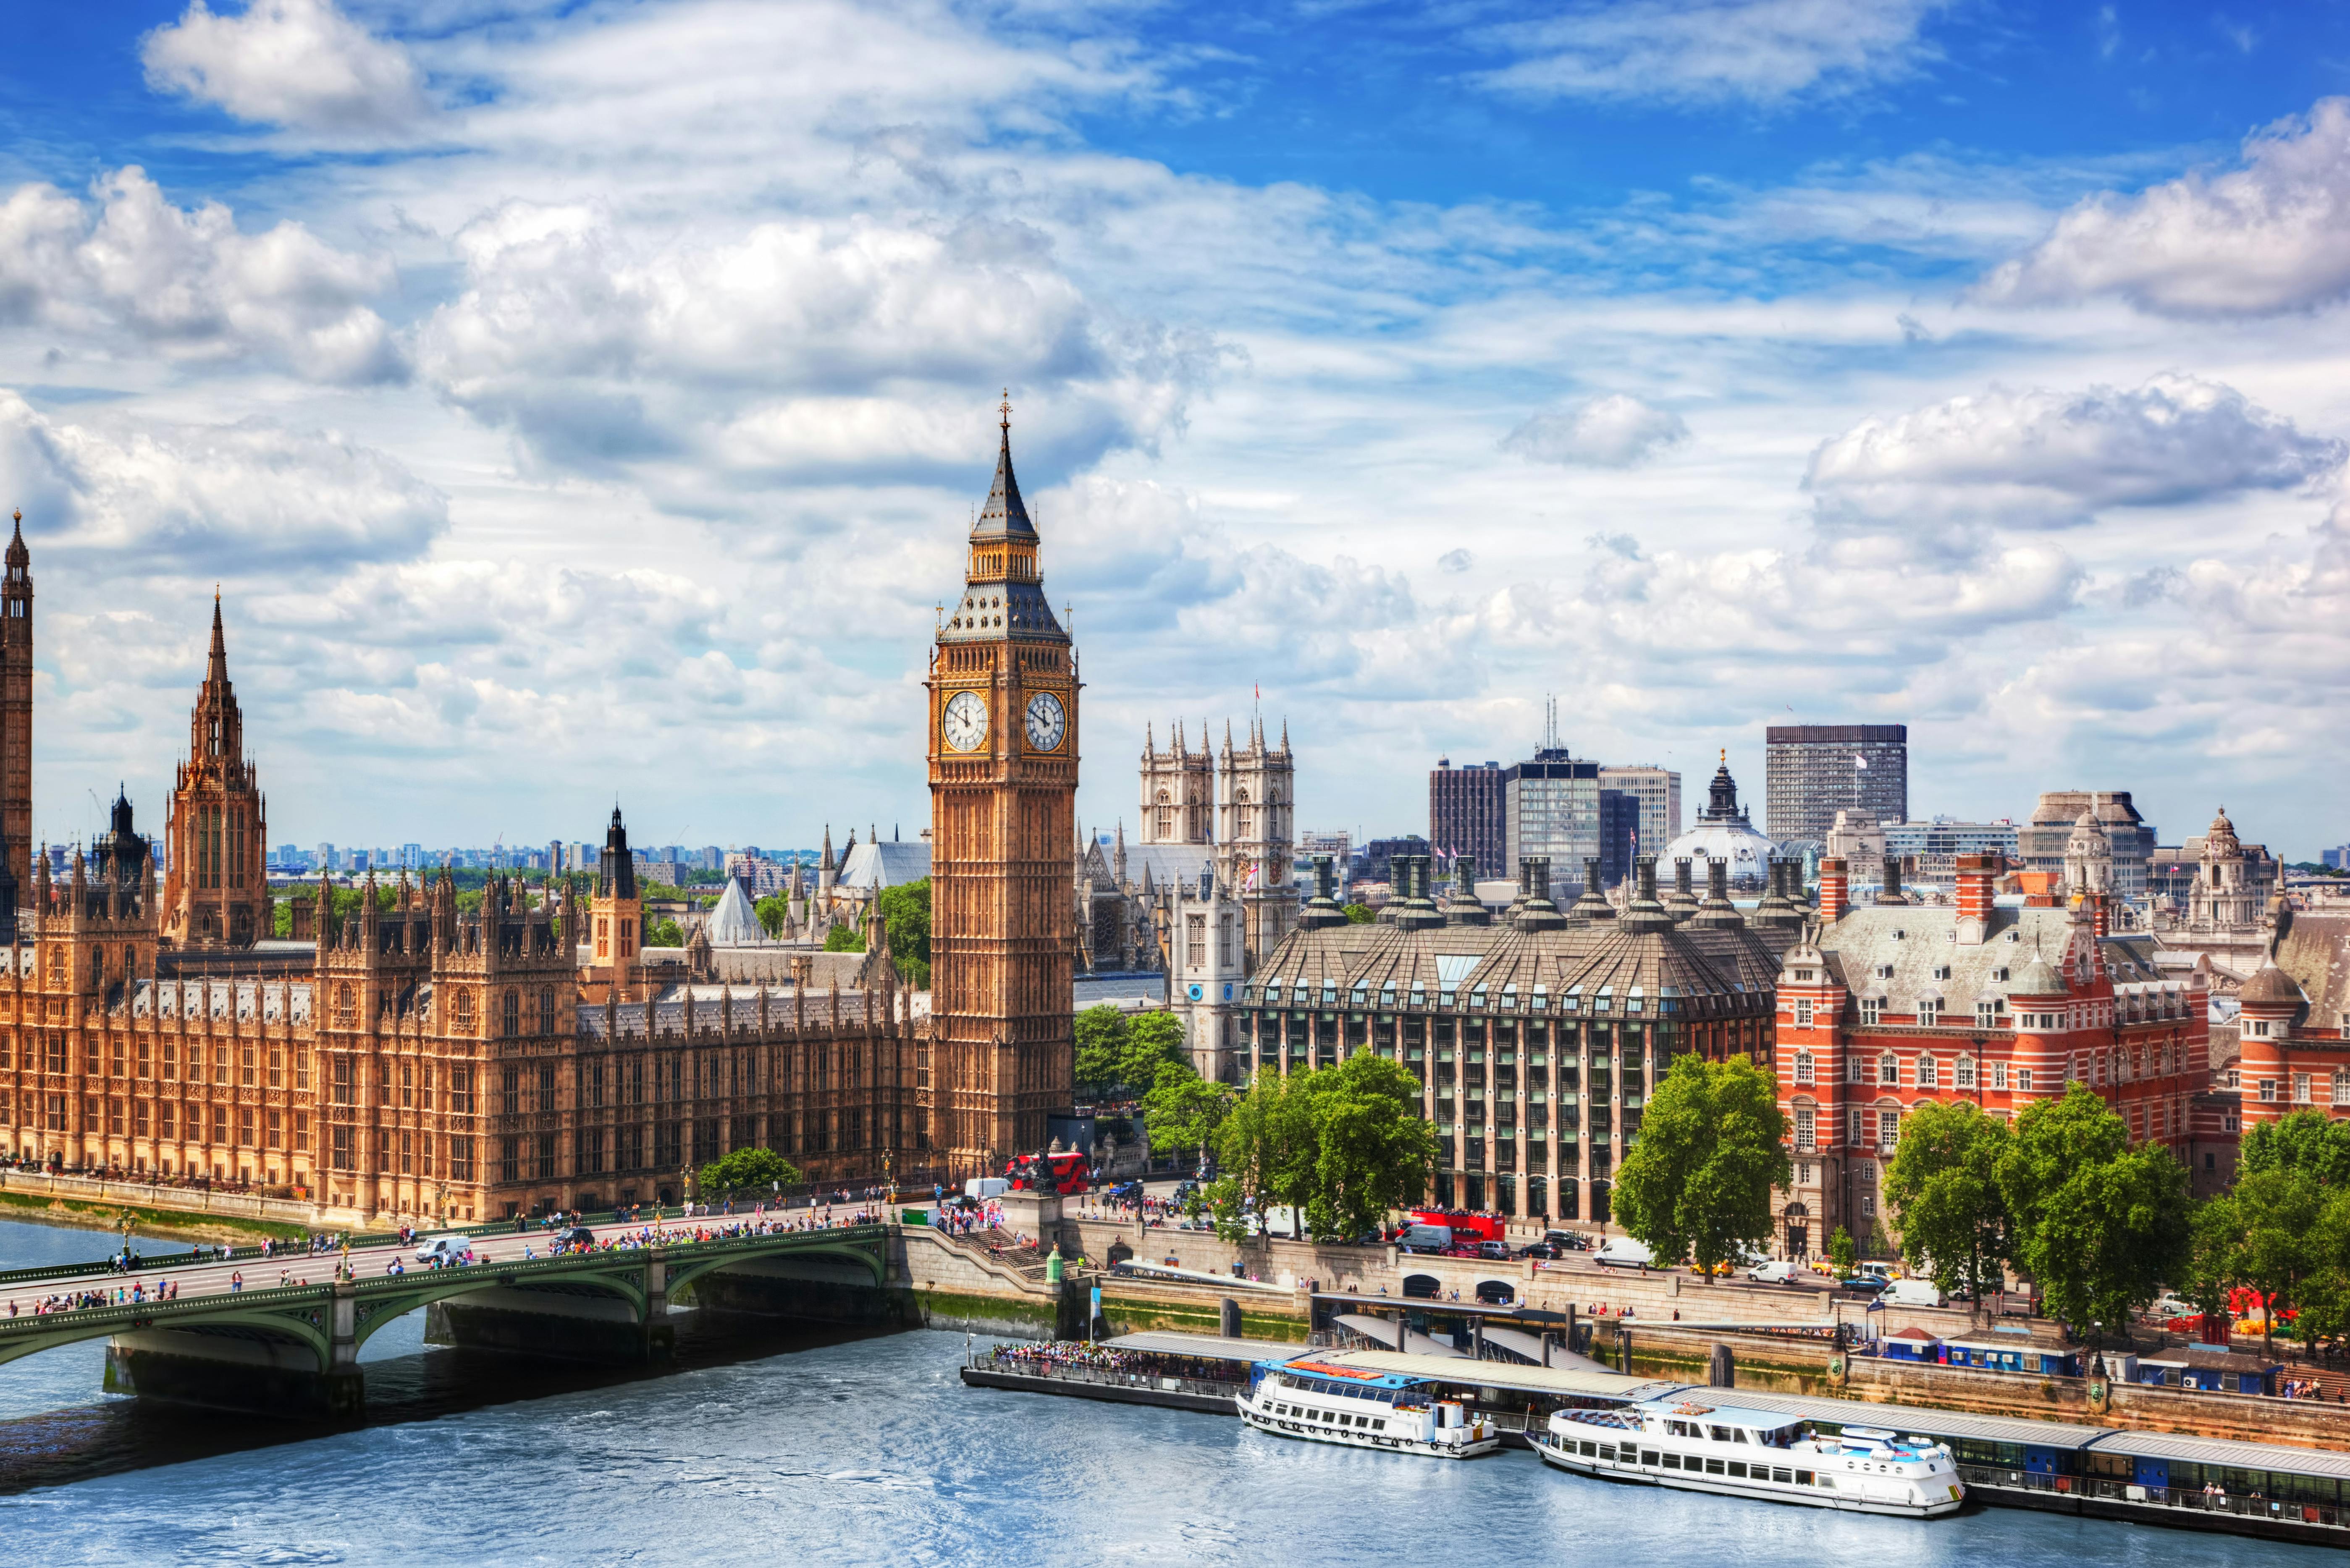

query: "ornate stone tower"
left=0, top=511, right=30, bottom=921
left=1217, top=715, right=1294, bottom=964
left=1139, top=720, right=1213, bottom=844
left=926, top=397, right=1078, bottom=1171
left=163, top=596, right=269, bottom=948
left=585, top=807, right=643, bottom=999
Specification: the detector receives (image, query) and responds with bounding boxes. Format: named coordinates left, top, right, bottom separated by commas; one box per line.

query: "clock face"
left=1024, top=689, right=1066, bottom=752
left=942, top=689, right=989, bottom=752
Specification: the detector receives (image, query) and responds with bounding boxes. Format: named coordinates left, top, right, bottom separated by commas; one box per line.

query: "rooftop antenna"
left=1541, top=694, right=1562, bottom=755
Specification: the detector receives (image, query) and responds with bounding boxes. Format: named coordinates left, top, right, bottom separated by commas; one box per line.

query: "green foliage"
left=1211, top=1055, right=1437, bottom=1242
left=1883, top=1099, right=2013, bottom=1305
left=877, top=878, right=931, bottom=988
left=697, top=1146, right=801, bottom=1197
left=2002, top=1086, right=2190, bottom=1333
left=1074, top=1006, right=1130, bottom=1098
left=273, top=898, right=292, bottom=938
left=823, top=921, right=863, bottom=953
left=1827, top=1225, right=1857, bottom=1276
left=1343, top=903, right=1375, bottom=924
left=1073, top=1006, right=1189, bottom=1099
left=2192, top=1166, right=2350, bottom=1352
left=754, top=894, right=790, bottom=938
left=1200, top=1175, right=1253, bottom=1243
left=1610, top=1054, right=1790, bottom=1277
left=1140, top=1058, right=1234, bottom=1165
left=648, top=916, right=684, bottom=947
left=2240, top=1109, right=2350, bottom=1187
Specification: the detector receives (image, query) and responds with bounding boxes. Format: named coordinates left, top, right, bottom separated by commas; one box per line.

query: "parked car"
left=1883, top=1277, right=1947, bottom=1309
left=1747, top=1259, right=1804, bottom=1285
left=1543, top=1230, right=1593, bottom=1252
left=1474, top=1239, right=1513, bottom=1262
left=1841, top=1275, right=1890, bottom=1296
left=1519, top=1240, right=1570, bottom=1260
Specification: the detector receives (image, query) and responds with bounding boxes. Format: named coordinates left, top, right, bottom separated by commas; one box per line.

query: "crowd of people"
left=9, top=1277, right=185, bottom=1316
left=989, top=1341, right=1137, bottom=1374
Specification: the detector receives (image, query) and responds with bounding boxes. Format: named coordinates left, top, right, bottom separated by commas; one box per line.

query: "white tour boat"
left=1238, top=1355, right=1500, bottom=1459
left=1531, top=1398, right=1965, bottom=1517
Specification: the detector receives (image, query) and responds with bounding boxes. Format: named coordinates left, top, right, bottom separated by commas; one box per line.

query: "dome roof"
left=2009, top=954, right=2064, bottom=995
left=1663, top=820, right=1775, bottom=885
left=2240, top=962, right=2304, bottom=1008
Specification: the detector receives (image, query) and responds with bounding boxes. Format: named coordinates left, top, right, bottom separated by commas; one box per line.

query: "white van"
left=1593, top=1236, right=1655, bottom=1269
left=1883, top=1278, right=1947, bottom=1309
left=963, top=1177, right=1011, bottom=1200
left=1746, top=1259, right=1804, bottom=1285
left=1397, top=1224, right=1453, bottom=1254
left=415, top=1235, right=475, bottom=1267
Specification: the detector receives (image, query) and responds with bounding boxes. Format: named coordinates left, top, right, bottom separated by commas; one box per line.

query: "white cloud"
left=1475, top=0, right=1943, bottom=107
left=1503, top=394, right=1690, bottom=468
left=1975, top=97, right=2350, bottom=317
left=1804, top=374, right=2343, bottom=531
left=414, top=204, right=1217, bottom=490
left=0, top=391, right=445, bottom=573
left=142, top=0, right=429, bottom=135
left=0, top=168, right=401, bottom=382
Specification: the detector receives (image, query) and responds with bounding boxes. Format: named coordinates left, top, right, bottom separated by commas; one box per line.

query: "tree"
left=648, top=916, right=684, bottom=947
left=2001, top=1087, right=2190, bottom=1337
left=1827, top=1225, right=1857, bottom=1276
left=1610, top=1054, right=1790, bottom=1278
left=1207, top=1057, right=1434, bottom=1242
left=876, top=878, right=932, bottom=987
left=697, top=1146, right=800, bottom=1199
left=1073, top=1005, right=1131, bottom=1099
left=1300, top=1052, right=1439, bottom=1241
left=754, top=894, right=790, bottom=938
left=2182, top=1189, right=2243, bottom=1329
left=2223, top=1167, right=2328, bottom=1356
left=2241, top=1108, right=2350, bottom=1187
left=823, top=921, right=863, bottom=953
left=1883, top=1100, right=2013, bottom=1311
left=1343, top=903, right=1375, bottom=925
left=1142, top=1067, right=1235, bottom=1170
left=1120, top=1011, right=1190, bottom=1094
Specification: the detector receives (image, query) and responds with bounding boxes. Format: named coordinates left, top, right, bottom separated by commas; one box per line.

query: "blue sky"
left=0, top=0, right=2346, bottom=858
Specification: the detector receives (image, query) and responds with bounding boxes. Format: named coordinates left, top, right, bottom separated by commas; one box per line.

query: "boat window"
left=1708, top=1426, right=1733, bottom=1442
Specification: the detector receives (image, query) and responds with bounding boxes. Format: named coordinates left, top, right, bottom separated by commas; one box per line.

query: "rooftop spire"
left=207, top=589, right=229, bottom=687
left=971, top=388, right=1035, bottom=541
left=5, top=508, right=25, bottom=570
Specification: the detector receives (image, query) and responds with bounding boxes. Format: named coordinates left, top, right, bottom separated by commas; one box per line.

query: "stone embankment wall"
left=0, top=1167, right=320, bottom=1241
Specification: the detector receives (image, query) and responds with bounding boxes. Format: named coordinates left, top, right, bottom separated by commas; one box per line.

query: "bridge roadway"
left=0, top=1214, right=894, bottom=1419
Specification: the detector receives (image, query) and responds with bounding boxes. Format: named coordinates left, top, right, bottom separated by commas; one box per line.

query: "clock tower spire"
left=926, top=394, right=1078, bottom=1173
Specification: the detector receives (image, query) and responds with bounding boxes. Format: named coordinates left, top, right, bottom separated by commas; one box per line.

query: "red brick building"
left=1770, top=851, right=2213, bottom=1259
left=2235, top=910, right=2350, bottom=1126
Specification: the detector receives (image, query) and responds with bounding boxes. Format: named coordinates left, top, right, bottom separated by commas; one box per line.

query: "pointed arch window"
left=502, top=989, right=520, bottom=1038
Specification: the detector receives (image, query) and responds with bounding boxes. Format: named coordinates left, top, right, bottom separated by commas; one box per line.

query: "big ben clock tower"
left=926, top=396, right=1078, bottom=1173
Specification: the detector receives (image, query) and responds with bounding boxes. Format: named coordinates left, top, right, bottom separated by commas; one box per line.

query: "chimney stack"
left=1878, top=854, right=1907, bottom=906
left=1955, top=852, right=1995, bottom=943
left=1818, top=856, right=1849, bottom=925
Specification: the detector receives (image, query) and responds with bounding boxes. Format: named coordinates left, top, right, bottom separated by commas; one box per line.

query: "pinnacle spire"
left=971, top=389, right=1035, bottom=540
left=207, top=590, right=229, bottom=687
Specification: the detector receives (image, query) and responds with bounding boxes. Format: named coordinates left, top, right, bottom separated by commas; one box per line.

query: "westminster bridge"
left=0, top=1216, right=918, bottom=1418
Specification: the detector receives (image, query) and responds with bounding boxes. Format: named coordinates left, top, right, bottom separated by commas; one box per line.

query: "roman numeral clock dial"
left=1025, top=690, right=1065, bottom=751
left=942, top=689, right=989, bottom=752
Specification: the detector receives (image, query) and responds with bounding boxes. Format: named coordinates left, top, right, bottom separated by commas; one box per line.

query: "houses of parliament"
left=0, top=409, right=1077, bottom=1221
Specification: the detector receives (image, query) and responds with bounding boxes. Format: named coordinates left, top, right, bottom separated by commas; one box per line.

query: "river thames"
left=0, top=1217, right=2331, bottom=1567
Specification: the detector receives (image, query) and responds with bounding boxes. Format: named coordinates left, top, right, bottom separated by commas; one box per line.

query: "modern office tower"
left=1764, top=724, right=1907, bottom=842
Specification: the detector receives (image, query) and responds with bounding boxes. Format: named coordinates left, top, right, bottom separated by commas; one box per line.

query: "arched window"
left=1792, top=1050, right=1814, bottom=1086
left=1155, top=789, right=1172, bottom=840
left=2333, top=1068, right=2350, bottom=1106
left=1955, top=1055, right=1977, bottom=1089
left=1917, top=1055, right=1940, bottom=1089
left=336, top=983, right=355, bottom=1026
left=538, top=987, right=556, bottom=1034
left=455, top=989, right=475, bottom=1030
left=502, top=989, right=519, bottom=1038
left=90, top=947, right=105, bottom=985
left=1878, top=1052, right=1899, bottom=1086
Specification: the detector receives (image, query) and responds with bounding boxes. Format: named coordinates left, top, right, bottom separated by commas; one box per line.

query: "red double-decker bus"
left=1408, top=1208, right=1504, bottom=1243
left=1005, top=1150, right=1090, bottom=1196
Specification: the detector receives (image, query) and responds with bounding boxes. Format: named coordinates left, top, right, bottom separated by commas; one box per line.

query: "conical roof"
left=707, top=877, right=766, bottom=946
left=971, top=398, right=1035, bottom=541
